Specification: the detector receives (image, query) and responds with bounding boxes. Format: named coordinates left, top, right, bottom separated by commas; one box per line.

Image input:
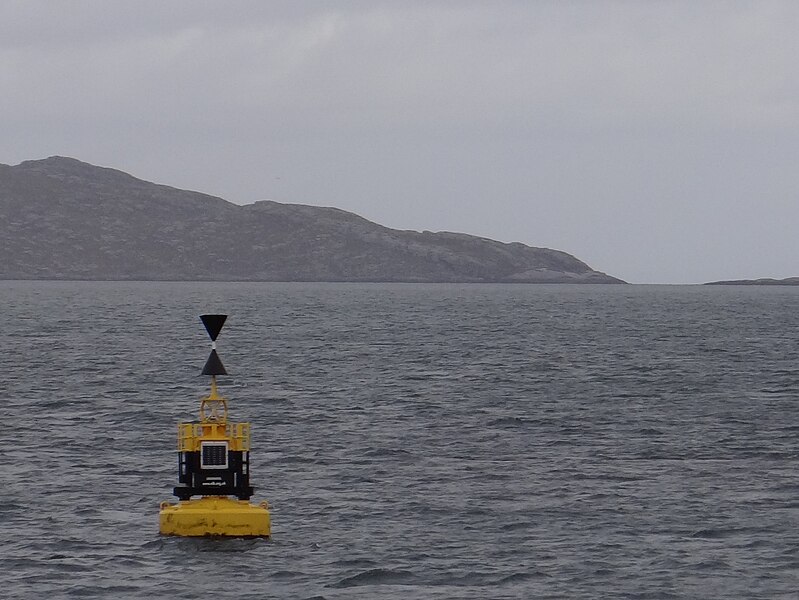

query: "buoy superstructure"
left=159, top=314, right=271, bottom=537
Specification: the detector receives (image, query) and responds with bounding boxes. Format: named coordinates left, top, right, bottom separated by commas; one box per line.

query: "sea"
left=1, top=281, right=798, bottom=599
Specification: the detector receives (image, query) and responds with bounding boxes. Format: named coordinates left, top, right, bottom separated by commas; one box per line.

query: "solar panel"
left=201, top=441, right=229, bottom=469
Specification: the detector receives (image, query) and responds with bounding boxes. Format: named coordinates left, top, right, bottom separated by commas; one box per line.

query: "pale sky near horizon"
left=2, top=1, right=797, bottom=284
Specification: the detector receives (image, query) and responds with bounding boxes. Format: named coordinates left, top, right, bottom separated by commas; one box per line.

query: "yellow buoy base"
left=159, top=497, right=271, bottom=537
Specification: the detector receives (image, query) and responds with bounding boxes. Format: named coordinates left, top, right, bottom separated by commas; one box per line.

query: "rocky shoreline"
left=704, top=277, right=799, bottom=286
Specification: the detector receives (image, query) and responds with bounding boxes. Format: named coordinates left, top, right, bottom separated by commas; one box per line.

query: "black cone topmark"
left=200, top=314, right=227, bottom=341
left=202, top=349, right=227, bottom=376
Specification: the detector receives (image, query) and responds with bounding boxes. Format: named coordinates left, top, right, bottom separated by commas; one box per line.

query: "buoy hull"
left=159, top=497, right=271, bottom=537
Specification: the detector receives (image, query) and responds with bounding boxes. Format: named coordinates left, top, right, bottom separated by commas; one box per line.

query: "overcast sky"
left=2, top=1, right=797, bottom=283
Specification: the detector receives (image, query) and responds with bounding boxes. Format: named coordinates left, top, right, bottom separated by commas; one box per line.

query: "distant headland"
left=704, top=277, right=799, bottom=286
left=0, top=156, right=625, bottom=283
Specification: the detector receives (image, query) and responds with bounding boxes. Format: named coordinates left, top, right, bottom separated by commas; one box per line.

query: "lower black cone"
left=202, top=349, right=227, bottom=376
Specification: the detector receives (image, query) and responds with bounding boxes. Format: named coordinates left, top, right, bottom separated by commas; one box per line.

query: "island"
left=0, top=156, right=625, bottom=284
left=705, top=277, right=799, bottom=286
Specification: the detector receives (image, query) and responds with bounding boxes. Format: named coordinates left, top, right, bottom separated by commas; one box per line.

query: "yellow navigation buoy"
left=159, top=314, right=271, bottom=537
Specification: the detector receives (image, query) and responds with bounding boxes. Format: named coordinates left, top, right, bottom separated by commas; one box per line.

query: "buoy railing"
left=177, top=422, right=252, bottom=451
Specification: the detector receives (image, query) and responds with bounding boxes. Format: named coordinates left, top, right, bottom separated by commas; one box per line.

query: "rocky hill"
left=0, top=157, right=624, bottom=283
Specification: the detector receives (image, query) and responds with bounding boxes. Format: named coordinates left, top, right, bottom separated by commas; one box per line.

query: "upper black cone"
left=202, top=349, right=227, bottom=376
left=200, top=314, right=227, bottom=341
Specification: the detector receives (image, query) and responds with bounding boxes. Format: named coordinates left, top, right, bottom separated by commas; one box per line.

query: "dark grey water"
left=2, top=281, right=798, bottom=599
